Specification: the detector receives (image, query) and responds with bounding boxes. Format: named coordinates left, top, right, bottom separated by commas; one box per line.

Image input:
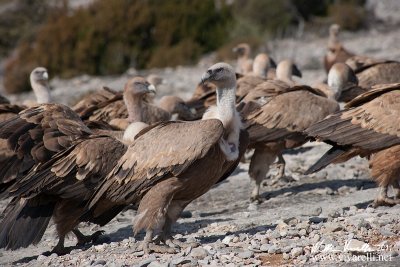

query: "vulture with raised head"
left=88, top=63, right=249, bottom=254
left=323, top=24, right=354, bottom=73
left=305, top=83, right=400, bottom=207
left=241, top=78, right=339, bottom=201
left=233, top=43, right=253, bottom=74
left=345, top=56, right=400, bottom=88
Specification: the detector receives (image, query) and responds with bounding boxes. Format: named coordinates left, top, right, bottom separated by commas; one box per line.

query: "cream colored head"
left=147, top=74, right=164, bottom=87
left=124, top=77, right=156, bottom=97
left=30, top=67, right=51, bottom=103
left=276, top=60, right=302, bottom=82
left=252, top=53, right=276, bottom=78
left=232, top=43, right=251, bottom=58
left=123, top=122, right=149, bottom=144
left=329, top=24, right=340, bottom=37
left=328, top=63, right=358, bottom=99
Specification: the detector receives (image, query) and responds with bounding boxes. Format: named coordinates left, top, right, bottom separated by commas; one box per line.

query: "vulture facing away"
left=241, top=79, right=339, bottom=201
left=345, top=56, right=400, bottom=88
left=88, top=63, right=249, bottom=254
left=305, top=83, right=400, bottom=207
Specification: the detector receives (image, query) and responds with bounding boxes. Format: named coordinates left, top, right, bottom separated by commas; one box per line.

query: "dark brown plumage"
left=88, top=63, right=249, bottom=253
left=241, top=83, right=339, bottom=201
left=345, top=56, right=400, bottom=88
left=305, top=83, right=400, bottom=206
left=74, top=77, right=169, bottom=129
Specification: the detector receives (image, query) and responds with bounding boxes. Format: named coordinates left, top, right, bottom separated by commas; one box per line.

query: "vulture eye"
left=207, top=70, right=212, bottom=75
left=216, top=68, right=223, bottom=73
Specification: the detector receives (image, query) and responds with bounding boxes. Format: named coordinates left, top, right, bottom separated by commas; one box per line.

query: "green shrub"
left=4, top=0, right=232, bottom=93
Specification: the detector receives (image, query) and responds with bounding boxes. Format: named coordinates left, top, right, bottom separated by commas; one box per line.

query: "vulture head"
left=30, top=67, right=51, bottom=104
left=328, top=63, right=359, bottom=99
left=232, top=43, right=251, bottom=57
left=147, top=74, right=164, bottom=87
left=201, top=62, right=236, bottom=89
left=252, top=53, right=277, bottom=78
left=124, top=77, right=156, bottom=98
left=329, top=24, right=340, bottom=38
left=123, top=121, right=149, bottom=144
left=276, top=60, right=302, bottom=82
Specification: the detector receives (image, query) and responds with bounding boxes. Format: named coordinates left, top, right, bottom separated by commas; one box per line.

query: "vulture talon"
left=73, top=229, right=105, bottom=246
left=370, top=197, right=400, bottom=208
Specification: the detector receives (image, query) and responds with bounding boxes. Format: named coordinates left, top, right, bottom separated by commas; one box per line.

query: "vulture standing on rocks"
left=241, top=76, right=339, bottom=201
left=323, top=24, right=354, bottom=73
left=305, top=83, right=400, bottom=207
left=0, top=99, right=150, bottom=254
left=233, top=43, right=253, bottom=74
left=87, top=63, right=249, bottom=254
left=345, top=56, right=400, bottom=88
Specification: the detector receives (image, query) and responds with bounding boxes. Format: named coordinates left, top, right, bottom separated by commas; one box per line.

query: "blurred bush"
left=2, top=0, right=368, bottom=93
left=329, top=1, right=367, bottom=31
left=4, top=0, right=232, bottom=93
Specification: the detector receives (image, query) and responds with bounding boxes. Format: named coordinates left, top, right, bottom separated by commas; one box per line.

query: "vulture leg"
left=371, top=186, right=400, bottom=207
left=72, top=228, right=105, bottom=246
left=249, top=146, right=277, bottom=203
left=135, top=178, right=182, bottom=254
left=161, top=201, right=199, bottom=249
left=270, top=153, right=286, bottom=184
left=393, top=180, right=400, bottom=199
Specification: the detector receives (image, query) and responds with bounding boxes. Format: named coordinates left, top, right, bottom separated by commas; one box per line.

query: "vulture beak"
left=43, top=72, right=49, bottom=80
left=147, top=84, right=156, bottom=95
left=201, top=70, right=212, bottom=84
left=292, top=65, right=302, bottom=78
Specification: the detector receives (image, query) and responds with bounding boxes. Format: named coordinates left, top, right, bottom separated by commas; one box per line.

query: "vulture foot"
left=370, top=197, right=400, bottom=208
left=49, top=243, right=72, bottom=256
left=73, top=229, right=105, bottom=246
left=250, top=195, right=264, bottom=204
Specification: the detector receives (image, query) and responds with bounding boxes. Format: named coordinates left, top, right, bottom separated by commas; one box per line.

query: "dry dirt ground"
left=1, top=27, right=400, bottom=266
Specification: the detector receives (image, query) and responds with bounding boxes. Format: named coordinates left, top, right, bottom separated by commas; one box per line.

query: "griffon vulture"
left=305, top=83, right=400, bottom=207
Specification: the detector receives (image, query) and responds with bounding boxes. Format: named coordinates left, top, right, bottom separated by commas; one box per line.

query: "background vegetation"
left=1, top=0, right=367, bottom=93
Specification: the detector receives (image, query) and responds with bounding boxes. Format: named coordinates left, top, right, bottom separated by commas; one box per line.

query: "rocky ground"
left=1, top=26, right=400, bottom=266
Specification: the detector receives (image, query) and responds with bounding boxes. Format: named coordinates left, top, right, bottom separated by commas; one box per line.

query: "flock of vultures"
left=1, top=24, right=400, bottom=256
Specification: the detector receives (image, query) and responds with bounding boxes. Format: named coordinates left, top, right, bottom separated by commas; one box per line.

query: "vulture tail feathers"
left=0, top=196, right=55, bottom=250
left=304, top=146, right=347, bottom=175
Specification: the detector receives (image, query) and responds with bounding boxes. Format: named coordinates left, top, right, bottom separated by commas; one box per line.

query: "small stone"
left=268, top=245, right=279, bottom=254
left=291, top=247, right=303, bottom=258
left=299, top=229, right=307, bottom=236
left=147, top=261, right=164, bottom=267
left=284, top=217, right=299, bottom=226
left=190, top=247, right=208, bottom=259
left=260, top=244, right=271, bottom=252
left=138, top=255, right=156, bottom=267
left=337, top=185, right=352, bottom=194
left=172, top=257, right=191, bottom=265
left=279, top=230, right=288, bottom=237
left=181, top=210, right=192, bottom=218
left=237, top=250, right=254, bottom=259
left=323, top=222, right=343, bottom=233
left=328, top=209, right=342, bottom=218
left=222, top=235, right=234, bottom=245
left=37, top=255, right=47, bottom=261
left=92, top=260, right=106, bottom=266
left=313, top=234, right=320, bottom=242
left=283, top=253, right=290, bottom=260
left=309, top=217, right=327, bottom=224
left=94, top=244, right=106, bottom=252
